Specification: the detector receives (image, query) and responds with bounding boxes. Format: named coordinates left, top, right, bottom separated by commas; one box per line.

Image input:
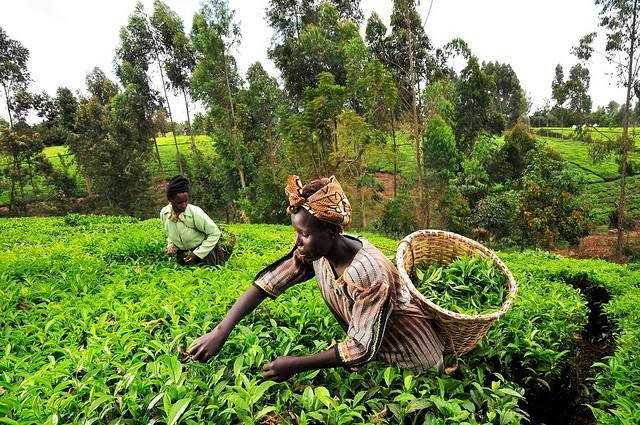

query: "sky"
left=0, top=0, right=629, bottom=123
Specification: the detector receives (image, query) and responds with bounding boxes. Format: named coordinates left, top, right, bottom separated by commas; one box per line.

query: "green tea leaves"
left=414, top=255, right=507, bottom=314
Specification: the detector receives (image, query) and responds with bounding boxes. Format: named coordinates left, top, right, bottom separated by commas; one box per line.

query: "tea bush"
left=0, top=216, right=638, bottom=424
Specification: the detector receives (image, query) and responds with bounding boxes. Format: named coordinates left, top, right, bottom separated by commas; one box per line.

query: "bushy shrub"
left=472, top=189, right=521, bottom=243
left=624, top=158, right=640, bottom=177
left=456, top=157, right=490, bottom=207
left=488, top=123, right=537, bottom=183
left=374, top=191, right=416, bottom=238
left=518, top=148, right=591, bottom=248
left=487, top=112, right=507, bottom=135
left=534, top=128, right=567, bottom=139
left=440, top=184, right=472, bottom=235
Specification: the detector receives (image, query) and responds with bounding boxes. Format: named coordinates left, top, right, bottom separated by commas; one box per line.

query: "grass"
left=539, top=137, right=616, bottom=181
left=0, top=135, right=214, bottom=206
left=578, top=174, right=640, bottom=225
left=1, top=215, right=639, bottom=423
left=537, top=127, right=640, bottom=147
left=367, top=131, right=418, bottom=182
left=539, top=136, right=640, bottom=182
left=150, top=135, right=215, bottom=177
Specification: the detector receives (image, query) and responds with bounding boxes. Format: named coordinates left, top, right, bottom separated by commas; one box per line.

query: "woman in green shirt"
left=160, top=175, right=232, bottom=266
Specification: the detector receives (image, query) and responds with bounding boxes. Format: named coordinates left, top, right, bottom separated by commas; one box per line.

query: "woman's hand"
left=262, top=356, right=300, bottom=382
left=293, top=248, right=310, bottom=266
left=262, top=348, right=341, bottom=381
left=183, top=253, right=200, bottom=264
left=188, top=325, right=229, bottom=362
left=165, top=246, right=177, bottom=256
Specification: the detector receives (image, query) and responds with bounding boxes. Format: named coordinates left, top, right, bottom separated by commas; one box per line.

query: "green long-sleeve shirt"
left=160, top=204, right=221, bottom=259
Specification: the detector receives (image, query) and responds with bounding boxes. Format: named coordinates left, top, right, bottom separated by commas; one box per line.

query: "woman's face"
left=291, top=209, right=334, bottom=262
left=169, top=192, right=189, bottom=214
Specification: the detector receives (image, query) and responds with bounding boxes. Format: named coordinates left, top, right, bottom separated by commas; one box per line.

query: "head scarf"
left=285, top=175, right=352, bottom=227
left=167, top=175, right=189, bottom=198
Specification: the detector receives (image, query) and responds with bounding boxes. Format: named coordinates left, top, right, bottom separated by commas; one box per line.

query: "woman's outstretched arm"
left=262, top=348, right=343, bottom=382
left=188, top=285, right=267, bottom=362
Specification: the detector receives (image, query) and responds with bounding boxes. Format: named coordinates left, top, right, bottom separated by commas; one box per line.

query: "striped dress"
left=253, top=236, right=444, bottom=370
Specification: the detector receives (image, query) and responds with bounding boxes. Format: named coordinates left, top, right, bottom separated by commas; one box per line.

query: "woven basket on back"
left=396, top=229, right=517, bottom=357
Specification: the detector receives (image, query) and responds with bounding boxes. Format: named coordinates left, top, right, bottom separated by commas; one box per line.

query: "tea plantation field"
left=0, top=136, right=214, bottom=206
left=1, top=216, right=639, bottom=424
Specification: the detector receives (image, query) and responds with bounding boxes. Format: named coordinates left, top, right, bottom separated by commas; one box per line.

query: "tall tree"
left=0, top=27, right=30, bottom=129
left=86, top=67, right=118, bottom=105
left=267, top=2, right=361, bottom=102
left=73, top=68, right=117, bottom=195
left=551, top=64, right=567, bottom=107
left=266, top=0, right=362, bottom=42
left=150, top=0, right=196, bottom=144
left=387, top=0, right=432, bottom=112
left=118, top=1, right=182, bottom=174
left=594, top=0, right=640, bottom=258
left=482, top=61, right=526, bottom=126
left=565, top=63, right=592, bottom=123
left=74, top=63, right=155, bottom=214
left=191, top=0, right=248, bottom=191
left=54, top=87, right=78, bottom=133
left=241, top=62, right=289, bottom=222
left=335, top=108, right=382, bottom=228
left=116, top=1, right=171, bottom=182
left=352, top=54, right=399, bottom=193
left=365, top=12, right=388, bottom=64
left=386, top=0, right=432, bottom=223
left=455, top=56, right=494, bottom=154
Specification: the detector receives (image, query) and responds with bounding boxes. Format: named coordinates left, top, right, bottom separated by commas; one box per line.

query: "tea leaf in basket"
left=413, top=255, right=506, bottom=315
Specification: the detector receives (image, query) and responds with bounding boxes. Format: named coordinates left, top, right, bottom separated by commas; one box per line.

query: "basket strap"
left=445, top=329, right=460, bottom=368
left=398, top=239, right=415, bottom=268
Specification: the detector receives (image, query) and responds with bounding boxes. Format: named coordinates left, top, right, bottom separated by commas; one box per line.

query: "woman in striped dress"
left=188, top=175, right=444, bottom=381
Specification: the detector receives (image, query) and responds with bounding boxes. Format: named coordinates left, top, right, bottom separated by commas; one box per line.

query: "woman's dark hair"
left=296, top=178, right=343, bottom=235
left=166, top=175, right=189, bottom=199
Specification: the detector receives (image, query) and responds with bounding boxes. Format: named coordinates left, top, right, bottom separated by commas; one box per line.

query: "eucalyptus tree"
left=580, top=0, right=640, bottom=258
left=0, top=26, right=29, bottom=129
left=191, top=0, right=247, bottom=190
left=151, top=0, right=196, bottom=144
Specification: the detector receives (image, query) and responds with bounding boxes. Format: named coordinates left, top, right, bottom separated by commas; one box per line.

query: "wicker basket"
left=396, top=229, right=517, bottom=357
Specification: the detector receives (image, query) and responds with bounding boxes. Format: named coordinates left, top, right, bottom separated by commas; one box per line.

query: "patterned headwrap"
left=285, top=175, right=352, bottom=227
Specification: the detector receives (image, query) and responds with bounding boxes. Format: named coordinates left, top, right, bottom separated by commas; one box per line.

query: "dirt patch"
left=554, top=229, right=640, bottom=263
left=523, top=276, right=615, bottom=425
left=374, top=172, right=397, bottom=199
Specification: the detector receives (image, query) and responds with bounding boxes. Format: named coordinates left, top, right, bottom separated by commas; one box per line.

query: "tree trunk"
left=616, top=0, right=638, bottom=260
left=182, top=87, right=196, bottom=148
left=360, top=184, right=367, bottom=229
left=2, top=82, right=14, bottom=129
left=222, top=52, right=247, bottom=191
left=9, top=153, right=17, bottom=212
left=391, top=113, right=398, bottom=198
left=405, top=13, right=425, bottom=226
left=154, top=49, right=183, bottom=175
left=333, top=118, right=339, bottom=154
left=153, top=136, right=165, bottom=180
left=26, top=158, right=39, bottom=196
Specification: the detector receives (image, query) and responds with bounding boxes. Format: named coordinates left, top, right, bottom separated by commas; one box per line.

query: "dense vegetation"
left=0, top=216, right=638, bottom=424
left=2, top=1, right=640, bottom=423
left=2, top=0, right=639, bottom=256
